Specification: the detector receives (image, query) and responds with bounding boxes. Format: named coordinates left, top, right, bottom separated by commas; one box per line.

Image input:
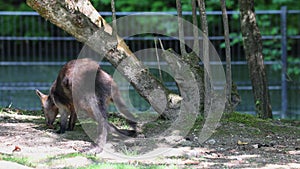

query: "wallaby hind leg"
left=86, top=100, right=109, bottom=154
left=68, top=112, right=77, bottom=131
left=57, top=107, right=69, bottom=134
left=80, top=125, right=107, bottom=154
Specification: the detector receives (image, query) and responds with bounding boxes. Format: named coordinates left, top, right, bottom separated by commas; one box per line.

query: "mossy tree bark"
left=239, top=0, right=272, bottom=118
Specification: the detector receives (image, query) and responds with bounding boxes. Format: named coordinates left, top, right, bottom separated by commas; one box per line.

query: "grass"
left=0, top=107, right=43, bottom=117
left=45, top=152, right=177, bottom=169
left=78, top=163, right=178, bottom=169
left=44, top=153, right=101, bottom=168
left=108, top=115, right=131, bottom=130
left=1, top=108, right=299, bottom=168
left=46, top=152, right=102, bottom=163
left=0, top=152, right=177, bottom=169
left=118, top=145, right=139, bottom=156
left=0, top=153, right=36, bottom=168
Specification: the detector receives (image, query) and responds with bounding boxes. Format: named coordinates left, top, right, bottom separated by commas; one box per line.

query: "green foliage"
left=205, top=0, right=300, bottom=10
left=1, top=0, right=299, bottom=76
left=207, top=0, right=300, bottom=77
left=1, top=0, right=298, bottom=14
left=220, top=33, right=242, bottom=48
left=0, top=15, right=50, bottom=37
left=91, top=0, right=177, bottom=12
left=287, top=57, right=300, bottom=76
left=259, top=13, right=300, bottom=77
left=0, top=1, right=32, bottom=11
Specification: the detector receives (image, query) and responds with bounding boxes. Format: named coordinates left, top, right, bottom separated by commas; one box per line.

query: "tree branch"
left=26, top=0, right=182, bottom=119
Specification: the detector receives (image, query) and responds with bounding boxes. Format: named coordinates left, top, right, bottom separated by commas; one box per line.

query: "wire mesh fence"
left=0, top=9, right=299, bottom=118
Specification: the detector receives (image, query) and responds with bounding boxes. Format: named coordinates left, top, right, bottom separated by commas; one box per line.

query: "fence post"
left=281, top=6, right=288, bottom=119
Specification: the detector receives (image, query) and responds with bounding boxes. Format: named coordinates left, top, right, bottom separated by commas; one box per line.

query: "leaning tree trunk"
left=26, top=0, right=183, bottom=120
left=239, top=0, right=272, bottom=118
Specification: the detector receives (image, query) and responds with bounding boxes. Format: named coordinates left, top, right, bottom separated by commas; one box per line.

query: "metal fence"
left=0, top=8, right=299, bottom=119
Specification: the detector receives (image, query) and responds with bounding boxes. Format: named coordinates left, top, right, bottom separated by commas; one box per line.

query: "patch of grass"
left=47, top=152, right=102, bottom=163
left=119, top=145, right=139, bottom=156
left=108, top=116, right=131, bottom=130
left=0, top=107, right=42, bottom=116
left=0, top=153, right=36, bottom=167
left=79, top=163, right=178, bottom=169
left=0, top=108, right=45, bottom=124
left=46, top=153, right=179, bottom=169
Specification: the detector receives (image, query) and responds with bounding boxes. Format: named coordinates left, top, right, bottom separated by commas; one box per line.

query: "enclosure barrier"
left=0, top=8, right=299, bottom=118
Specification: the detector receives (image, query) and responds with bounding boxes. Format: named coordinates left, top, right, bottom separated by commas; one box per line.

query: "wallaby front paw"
left=56, top=129, right=65, bottom=134
left=66, top=127, right=74, bottom=131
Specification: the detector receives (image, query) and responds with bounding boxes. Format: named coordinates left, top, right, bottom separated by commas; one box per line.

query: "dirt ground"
left=0, top=108, right=299, bottom=169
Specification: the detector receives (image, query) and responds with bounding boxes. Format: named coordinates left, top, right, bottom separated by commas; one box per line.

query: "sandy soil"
left=0, top=108, right=299, bottom=168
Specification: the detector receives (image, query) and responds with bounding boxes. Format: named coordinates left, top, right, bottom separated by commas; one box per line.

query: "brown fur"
left=36, top=58, right=136, bottom=152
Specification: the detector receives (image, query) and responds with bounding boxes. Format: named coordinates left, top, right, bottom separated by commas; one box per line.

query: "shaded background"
left=0, top=0, right=299, bottom=119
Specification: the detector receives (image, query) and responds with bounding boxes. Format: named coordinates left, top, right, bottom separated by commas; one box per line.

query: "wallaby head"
left=36, top=89, right=59, bottom=128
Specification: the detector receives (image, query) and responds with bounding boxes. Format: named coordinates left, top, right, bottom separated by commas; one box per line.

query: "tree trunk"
left=176, top=0, right=187, bottom=56
left=26, top=0, right=182, bottom=120
left=111, top=0, right=117, bottom=38
left=239, top=0, right=272, bottom=118
left=191, top=0, right=199, bottom=55
left=197, top=0, right=211, bottom=117
left=220, top=0, right=232, bottom=112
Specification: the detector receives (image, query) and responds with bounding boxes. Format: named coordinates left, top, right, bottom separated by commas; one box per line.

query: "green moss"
left=224, top=112, right=268, bottom=127
left=222, top=112, right=300, bottom=136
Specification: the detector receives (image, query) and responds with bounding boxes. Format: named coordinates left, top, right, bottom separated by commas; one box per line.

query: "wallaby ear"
left=35, top=89, right=47, bottom=99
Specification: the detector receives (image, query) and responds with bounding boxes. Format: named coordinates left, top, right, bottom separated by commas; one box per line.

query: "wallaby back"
left=36, top=58, right=136, bottom=135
